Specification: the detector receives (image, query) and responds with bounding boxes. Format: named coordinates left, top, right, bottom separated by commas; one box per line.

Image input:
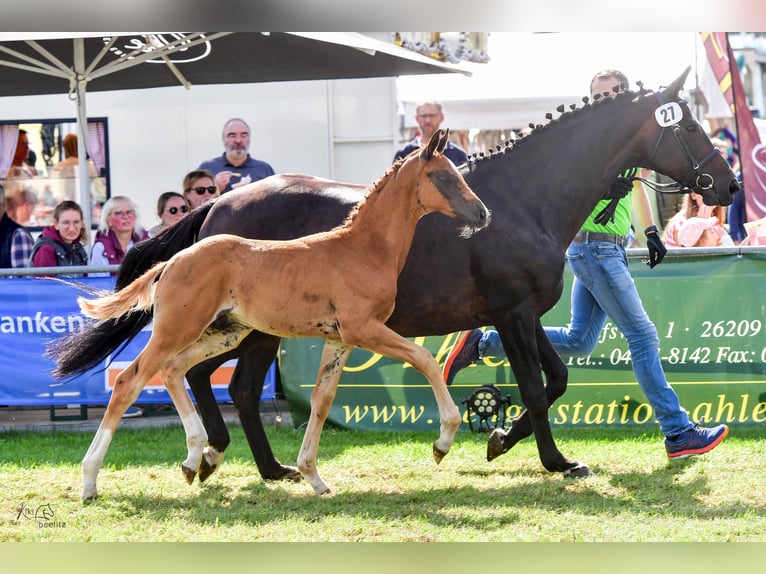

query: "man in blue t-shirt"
left=199, top=118, right=275, bottom=193
left=393, top=101, right=467, bottom=166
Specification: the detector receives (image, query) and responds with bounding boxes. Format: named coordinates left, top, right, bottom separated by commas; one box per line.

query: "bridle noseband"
left=646, top=92, right=721, bottom=194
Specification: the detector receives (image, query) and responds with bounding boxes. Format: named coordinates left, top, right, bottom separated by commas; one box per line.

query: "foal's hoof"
left=486, top=428, right=510, bottom=462
left=433, top=442, right=448, bottom=464
left=181, top=464, right=197, bottom=485
left=563, top=463, right=593, bottom=479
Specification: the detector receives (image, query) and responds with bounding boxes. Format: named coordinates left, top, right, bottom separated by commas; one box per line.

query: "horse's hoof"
left=563, top=463, right=593, bottom=478
left=433, top=443, right=448, bottom=464
left=181, top=464, right=197, bottom=485
left=486, top=428, right=509, bottom=461
left=82, top=494, right=98, bottom=503
left=198, top=459, right=218, bottom=483
left=280, top=466, right=303, bottom=483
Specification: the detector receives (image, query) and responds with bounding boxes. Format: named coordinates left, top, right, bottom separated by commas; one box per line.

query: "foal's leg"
left=81, top=360, right=147, bottom=501
left=187, top=352, right=233, bottom=482
left=343, top=323, right=461, bottom=462
left=296, top=339, right=352, bottom=495
left=166, top=323, right=254, bottom=484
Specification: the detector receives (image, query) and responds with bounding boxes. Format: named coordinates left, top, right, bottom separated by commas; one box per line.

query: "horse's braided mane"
left=337, top=154, right=406, bottom=228
left=465, top=82, right=652, bottom=171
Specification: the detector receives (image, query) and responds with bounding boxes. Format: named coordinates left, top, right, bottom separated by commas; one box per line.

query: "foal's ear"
left=663, top=65, right=692, bottom=99
left=420, top=129, right=444, bottom=161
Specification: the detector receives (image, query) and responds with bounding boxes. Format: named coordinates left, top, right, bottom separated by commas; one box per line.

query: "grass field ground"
left=1, top=424, right=764, bottom=542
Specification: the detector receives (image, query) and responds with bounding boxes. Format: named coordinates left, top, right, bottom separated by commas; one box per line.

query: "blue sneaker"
left=665, top=423, right=729, bottom=459
left=121, top=406, right=144, bottom=419
left=442, top=329, right=483, bottom=386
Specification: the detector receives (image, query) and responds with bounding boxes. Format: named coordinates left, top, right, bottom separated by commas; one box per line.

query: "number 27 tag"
left=655, top=102, right=683, bottom=127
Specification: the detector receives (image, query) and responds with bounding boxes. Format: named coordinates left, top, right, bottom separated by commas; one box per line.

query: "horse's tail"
left=46, top=202, right=214, bottom=379
left=79, top=261, right=168, bottom=321
left=48, top=260, right=174, bottom=379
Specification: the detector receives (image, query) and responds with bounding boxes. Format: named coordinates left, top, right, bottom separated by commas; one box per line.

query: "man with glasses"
left=393, top=101, right=467, bottom=166
left=198, top=117, right=275, bottom=193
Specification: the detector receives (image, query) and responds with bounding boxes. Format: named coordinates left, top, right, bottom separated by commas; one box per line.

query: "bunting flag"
left=700, top=32, right=766, bottom=221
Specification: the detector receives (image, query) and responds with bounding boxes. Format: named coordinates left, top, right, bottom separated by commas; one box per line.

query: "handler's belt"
left=572, top=231, right=629, bottom=248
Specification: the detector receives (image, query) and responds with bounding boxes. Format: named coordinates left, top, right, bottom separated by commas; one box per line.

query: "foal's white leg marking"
left=160, top=364, right=208, bottom=484
left=82, top=428, right=113, bottom=501
left=81, top=362, right=145, bottom=501
left=297, top=339, right=352, bottom=495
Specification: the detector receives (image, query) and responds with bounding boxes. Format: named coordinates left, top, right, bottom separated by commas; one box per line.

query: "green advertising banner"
left=279, top=251, right=766, bottom=431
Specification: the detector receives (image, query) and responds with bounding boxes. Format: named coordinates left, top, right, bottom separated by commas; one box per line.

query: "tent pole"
left=73, top=38, right=93, bottom=243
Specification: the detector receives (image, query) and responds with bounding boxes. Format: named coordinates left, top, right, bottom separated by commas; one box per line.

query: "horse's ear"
left=420, top=129, right=443, bottom=161
left=437, top=128, right=450, bottom=154
left=663, top=66, right=692, bottom=99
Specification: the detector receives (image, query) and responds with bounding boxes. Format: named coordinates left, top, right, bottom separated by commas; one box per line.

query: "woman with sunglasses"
left=89, top=195, right=150, bottom=275
left=149, top=191, right=190, bottom=236
left=183, top=169, right=220, bottom=209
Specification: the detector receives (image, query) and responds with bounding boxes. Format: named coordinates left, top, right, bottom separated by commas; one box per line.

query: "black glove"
left=644, top=225, right=667, bottom=268
left=593, top=198, right=619, bottom=225
left=594, top=177, right=634, bottom=225
left=604, top=176, right=634, bottom=201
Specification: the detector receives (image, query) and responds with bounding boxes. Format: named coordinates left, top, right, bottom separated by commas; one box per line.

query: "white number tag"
left=655, top=102, right=682, bottom=127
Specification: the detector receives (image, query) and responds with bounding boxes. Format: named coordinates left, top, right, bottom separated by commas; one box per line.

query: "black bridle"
left=642, top=92, right=722, bottom=195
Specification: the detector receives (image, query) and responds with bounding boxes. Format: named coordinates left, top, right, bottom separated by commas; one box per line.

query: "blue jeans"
left=479, top=239, right=692, bottom=437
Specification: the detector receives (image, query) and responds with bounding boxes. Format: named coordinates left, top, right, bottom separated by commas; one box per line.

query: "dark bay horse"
left=52, top=68, right=738, bottom=487
left=69, top=130, right=489, bottom=499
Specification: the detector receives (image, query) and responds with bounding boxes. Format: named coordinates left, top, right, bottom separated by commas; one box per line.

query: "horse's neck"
left=498, top=99, right=648, bottom=243
left=343, top=175, right=423, bottom=270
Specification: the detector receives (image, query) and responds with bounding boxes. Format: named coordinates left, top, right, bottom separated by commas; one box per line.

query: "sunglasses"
left=188, top=186, right=218, bottom=196
left=167, top=205, right=190, bottom=215
left=112, top=210, right=136, bottom=218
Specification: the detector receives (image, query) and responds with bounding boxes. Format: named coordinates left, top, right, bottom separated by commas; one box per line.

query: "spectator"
left=89, top=195, right=150, bottom=418
left=441, top=68, right=729, bottom=461
left=5, top=129, right=36, bottom=179
left=662, top=191, right=733, bottom=247
left=0, top=183, right=35, bottom=269
left=4, top=187, right=38, bottom=226
left=198, top=117, right=275, bottom=193
left=51, top=133, right=100, bottom=178
left=89, top=195, right=150, bottom=273
left=149, top=191, right=190, bottom=236
left=393, top=101, right=468, bottom=165
left=30, top=200, right=88, bottom=276
left=182, top=169, right=219, bottom=210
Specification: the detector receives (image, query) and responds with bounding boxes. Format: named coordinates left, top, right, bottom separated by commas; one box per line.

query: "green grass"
left=1, top=424, right=763, bottom=542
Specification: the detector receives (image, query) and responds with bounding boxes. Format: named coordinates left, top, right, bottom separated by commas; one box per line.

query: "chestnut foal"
left=76, top=129, right=489, bottom=500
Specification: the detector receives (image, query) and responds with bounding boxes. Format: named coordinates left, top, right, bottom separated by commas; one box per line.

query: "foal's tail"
left=78, top=261, right=168, bottom=321
left=47, top=202, right=213, bottom=379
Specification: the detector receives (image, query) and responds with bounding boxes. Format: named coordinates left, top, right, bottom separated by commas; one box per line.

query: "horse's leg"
left=187, top=353, right=232, bottom=482
left=296, top=339, right=352, bottom=495
left=166, top=323, right=254, bottom=484
left=159, top=360, right=210, bottom=485
left=486, top=315, right=586, bottom=475
left=81, top=360, right=147, bottom=501
left=343, top=322, right=461, bottom=462
left=227, top=332, right=301, bottom=482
